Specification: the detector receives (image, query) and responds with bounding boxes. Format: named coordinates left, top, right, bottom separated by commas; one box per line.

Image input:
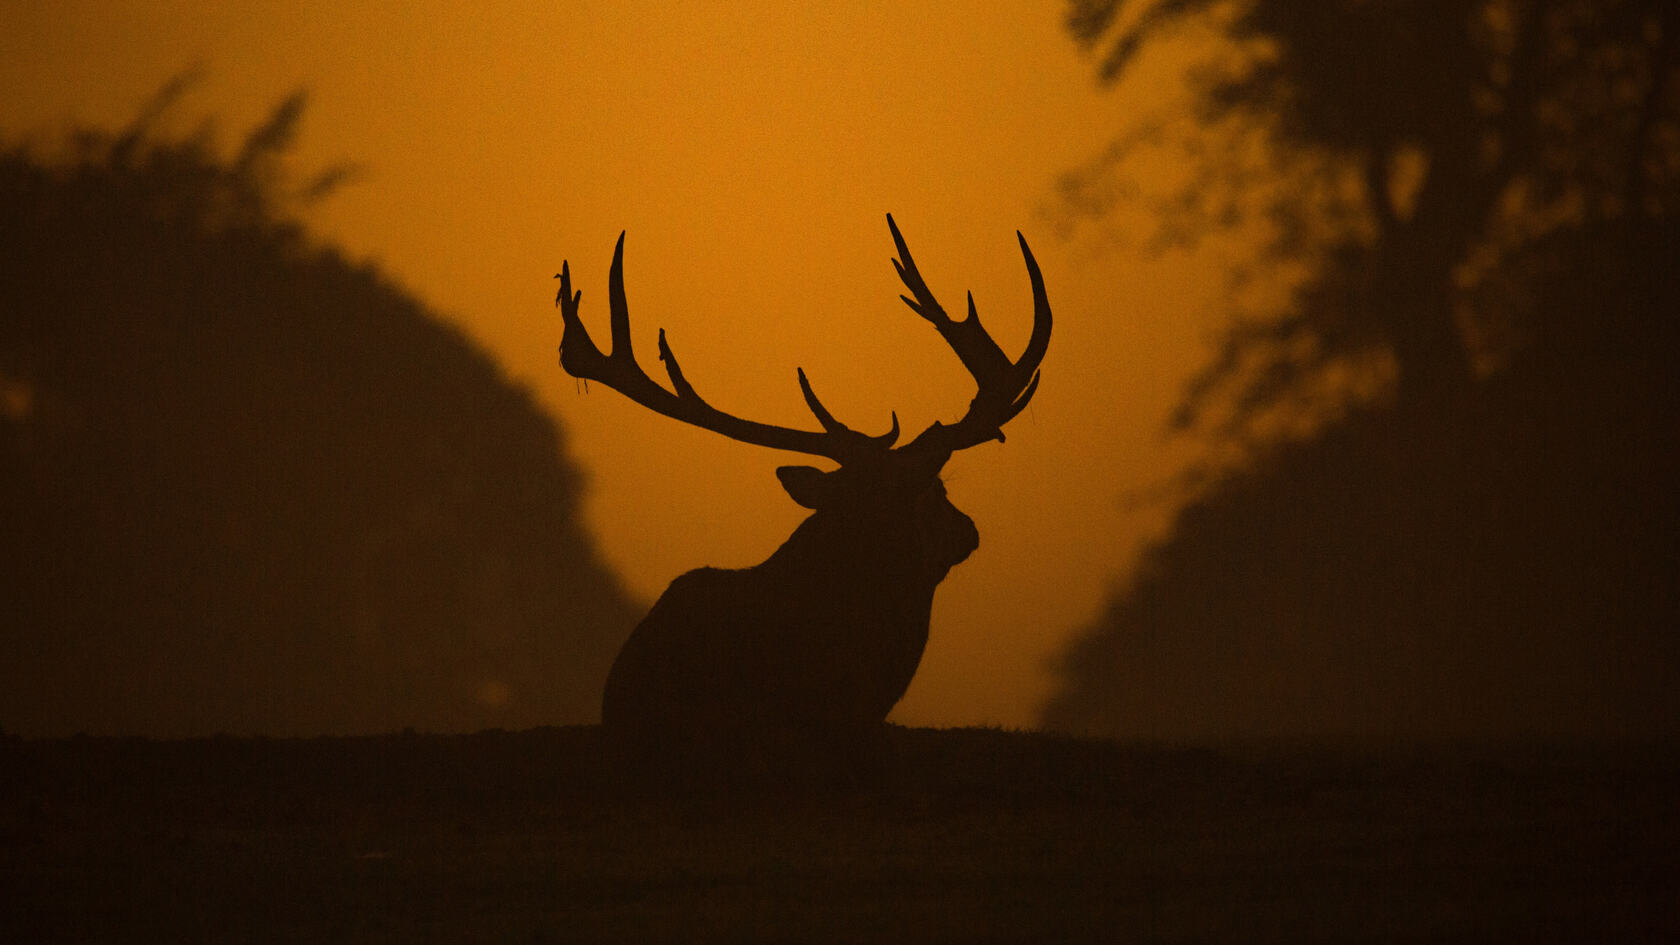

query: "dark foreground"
left=1, top=727, right=1674, bottom=943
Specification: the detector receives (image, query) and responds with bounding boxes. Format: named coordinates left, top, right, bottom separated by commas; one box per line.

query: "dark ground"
left=1, top=726, right=1674, bottom=943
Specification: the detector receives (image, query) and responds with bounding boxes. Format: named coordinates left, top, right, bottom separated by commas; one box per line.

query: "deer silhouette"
left=555, top=215, right=1051, bottom=787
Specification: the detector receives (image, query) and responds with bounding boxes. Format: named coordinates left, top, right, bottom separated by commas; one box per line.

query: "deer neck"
left=761, top=512, right=948, bottom=601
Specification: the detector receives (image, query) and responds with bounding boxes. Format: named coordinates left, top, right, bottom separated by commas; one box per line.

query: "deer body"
left=555, top=216, right=1050, bottom=785
left=603, top=472, right=978, bottom=745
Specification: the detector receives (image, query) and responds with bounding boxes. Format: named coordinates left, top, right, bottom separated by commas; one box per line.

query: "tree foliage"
left=1061, top=0, right=1679, bottom=440
left=0, top=91, right=639, bottom=736
left=1045, top=1, right=1679, bottom=738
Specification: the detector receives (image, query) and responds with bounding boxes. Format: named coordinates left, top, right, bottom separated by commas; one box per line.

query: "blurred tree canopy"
left=1045, top=1, right=1678, bottom=738
left=0, top=87, right=639, bottom=736
left=1059, top=0, right=1678, bottom=441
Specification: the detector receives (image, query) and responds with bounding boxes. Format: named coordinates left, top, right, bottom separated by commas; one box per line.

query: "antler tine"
left=889, top=215, right=1053, bottom=455
left=1011, top=228, right=1054, bottom=395
left=798, top=368, right=900, bottom=447
left=557, top=233, right=896, bottom=461
left=888, top=214, right=1015, bottom=385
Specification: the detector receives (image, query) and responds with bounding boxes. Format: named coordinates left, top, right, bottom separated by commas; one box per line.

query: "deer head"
left=554, top=214, right=1051, bottom=568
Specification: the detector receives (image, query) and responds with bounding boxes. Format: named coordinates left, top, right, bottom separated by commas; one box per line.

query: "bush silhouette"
left=0, top=104, right=638, bottom=736
left=1048, top=1, right=1679, bottom=741
left=1044, top=220, right=1680, bottom=740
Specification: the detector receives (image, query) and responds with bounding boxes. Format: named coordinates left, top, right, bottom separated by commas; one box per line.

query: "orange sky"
left=1, top=1, right=1232, bottom=728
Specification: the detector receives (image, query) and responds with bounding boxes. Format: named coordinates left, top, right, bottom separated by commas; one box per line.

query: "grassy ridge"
left=2, top=727, right=1675, bottom=943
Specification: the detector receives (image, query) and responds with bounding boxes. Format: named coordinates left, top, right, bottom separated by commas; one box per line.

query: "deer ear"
left=775, top=465, right=833, bottom=509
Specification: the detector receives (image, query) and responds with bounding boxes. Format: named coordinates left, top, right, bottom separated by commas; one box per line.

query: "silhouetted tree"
left=1042, top=260, right=1679, bottom=738
left=1060, top=0, right=1678, bottom=434
left=0, top=91, right=639, bottom=736
left=1044, top=1, right=1679, bottom=738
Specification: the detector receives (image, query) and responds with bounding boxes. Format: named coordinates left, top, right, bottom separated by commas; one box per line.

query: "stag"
left=555, top=215, right=1051, bottom=787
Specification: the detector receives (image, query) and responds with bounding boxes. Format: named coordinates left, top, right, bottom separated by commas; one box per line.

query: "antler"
left=888, top=214, right=1052, bottom=458
left=556, top=233, right=899, bottom=462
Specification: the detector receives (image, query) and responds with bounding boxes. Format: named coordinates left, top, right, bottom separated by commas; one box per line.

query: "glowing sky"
left=2, top=1, right=1231, bottom=728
